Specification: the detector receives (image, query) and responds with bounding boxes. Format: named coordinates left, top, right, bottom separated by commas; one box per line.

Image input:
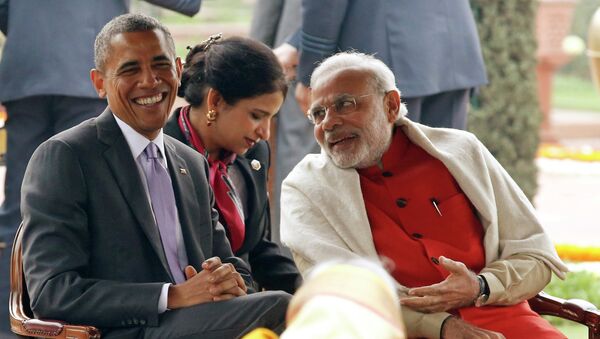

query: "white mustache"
left=325, top=131, right=358, bottom=144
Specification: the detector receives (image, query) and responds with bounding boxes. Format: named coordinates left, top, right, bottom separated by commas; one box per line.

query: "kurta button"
left=431, top=257, right=439, bottom=265
left=382, top=171, right=393, bottom=177
left=412, top=233, right=423, bottom=239
left=396, top=198, right=407, bottom=207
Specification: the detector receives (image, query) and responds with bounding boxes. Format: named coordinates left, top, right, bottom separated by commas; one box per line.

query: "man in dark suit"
left=19, top=14, right=289, bottom=338
left=294, top=0, right=487, bottom=130
left=0, top=1, right=201, bottom=332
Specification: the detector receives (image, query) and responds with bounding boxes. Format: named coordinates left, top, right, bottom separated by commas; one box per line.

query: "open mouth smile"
left=133, top=93, right=165, bottom=106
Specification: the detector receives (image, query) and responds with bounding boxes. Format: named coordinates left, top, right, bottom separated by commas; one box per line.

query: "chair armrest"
left=9, top=222, right=101, bottom=339
left=21, top=318, right=64, bottom=337
left=11, top=317, right=101, bottom=339
left=529, top=291, right=600, bottom=338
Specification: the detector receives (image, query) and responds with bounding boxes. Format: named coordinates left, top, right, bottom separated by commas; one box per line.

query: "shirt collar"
left=113, top=113, right=166, bottom=162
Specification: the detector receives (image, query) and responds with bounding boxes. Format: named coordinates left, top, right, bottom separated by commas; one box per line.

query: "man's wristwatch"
left=474, top=275, right=490, bottom=307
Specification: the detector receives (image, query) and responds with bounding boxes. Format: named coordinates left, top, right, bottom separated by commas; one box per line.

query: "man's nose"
left=320, top=110, right=341, bottom=131
left=139, top=68, right=159, bottom=88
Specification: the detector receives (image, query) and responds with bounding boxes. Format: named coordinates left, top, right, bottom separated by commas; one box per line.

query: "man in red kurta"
left=280, top=51, right=568, bottom=339
left=359, top=130, right=562, bottom=338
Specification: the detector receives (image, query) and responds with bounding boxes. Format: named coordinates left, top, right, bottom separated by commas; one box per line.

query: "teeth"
left=134, top=93, right=163, bottom=105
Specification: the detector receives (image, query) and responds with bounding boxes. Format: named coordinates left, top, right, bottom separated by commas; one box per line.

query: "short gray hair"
left=310, top=52, right=407, bottom=116
left=311, top=51, right=398, bottom=93
left=94, top=13, right=176, bottom=71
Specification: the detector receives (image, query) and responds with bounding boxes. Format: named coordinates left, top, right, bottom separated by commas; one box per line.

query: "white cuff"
left=158, top=283, right=171, bottom=313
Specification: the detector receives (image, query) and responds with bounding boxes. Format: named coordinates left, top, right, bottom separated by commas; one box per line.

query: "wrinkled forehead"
left=108, top=29, right=175, bottom=63
left=311, top=69, right=374, bottom=105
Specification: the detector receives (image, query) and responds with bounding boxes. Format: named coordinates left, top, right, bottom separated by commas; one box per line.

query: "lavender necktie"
left=141, top=142, right=185, bottom=284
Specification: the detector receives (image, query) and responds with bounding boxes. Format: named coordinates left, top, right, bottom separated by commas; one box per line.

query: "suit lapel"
left=164, top=139, right=206, bottom=269
left=96, top=109, right=172, bottom=278
left=234, top=155, right=261, bottom=249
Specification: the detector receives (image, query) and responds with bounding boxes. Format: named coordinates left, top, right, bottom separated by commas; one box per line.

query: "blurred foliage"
left=470, top=1, right=540, bottom=200
left=560, top=0, right=600, bottom=80
left=555, top=323, right=589, bottom=338
left=544, top=269, right=600, bottom=327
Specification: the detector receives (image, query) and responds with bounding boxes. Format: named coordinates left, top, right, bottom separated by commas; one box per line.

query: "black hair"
left=94, top=13, right=176, bottom=71
left=178, top=36, right=288, bottom=106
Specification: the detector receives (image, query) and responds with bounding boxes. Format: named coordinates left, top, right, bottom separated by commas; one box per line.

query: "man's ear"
left=384, top=90, right=401, bottom=123
left=175, top=57, right=183, bottom=86
left=90, top=69, right=107, bottom=98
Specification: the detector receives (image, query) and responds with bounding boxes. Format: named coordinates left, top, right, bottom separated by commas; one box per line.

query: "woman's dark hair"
left=178, top=35, right=288, bottom=106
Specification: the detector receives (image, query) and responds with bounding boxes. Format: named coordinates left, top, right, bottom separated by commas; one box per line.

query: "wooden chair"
left=9, top=221, right=600, bottom=338
left=9, top=223, right=101, bottom=338
left=529, top=291, right=600, bottom=339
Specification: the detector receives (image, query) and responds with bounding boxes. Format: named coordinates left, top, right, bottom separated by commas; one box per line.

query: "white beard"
left=324, top=110, right=393, bottom=169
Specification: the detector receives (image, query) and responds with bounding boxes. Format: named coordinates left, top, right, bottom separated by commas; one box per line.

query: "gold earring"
left=206, top=109, right=217, bottom=126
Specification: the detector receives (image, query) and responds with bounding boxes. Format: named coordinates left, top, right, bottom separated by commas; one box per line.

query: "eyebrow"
left=152, top=55, right=172, bottom=63
left=116, top=55, right=172, bottom=73
left=252, top=108, right=272, bottom=117
left=116, top=61, right=139, bottom=73
left=312, top=93, right=354, bottom=107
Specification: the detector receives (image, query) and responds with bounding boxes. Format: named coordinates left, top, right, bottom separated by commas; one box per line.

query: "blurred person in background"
left=250, top=0, right=319, bottom=237
left=244, top=259, right=406, bottom=339
left=293, top=0, right=487, bottom=130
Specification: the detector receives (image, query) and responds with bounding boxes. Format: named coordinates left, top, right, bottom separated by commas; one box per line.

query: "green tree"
left=470, top=1, right=540, bottom=200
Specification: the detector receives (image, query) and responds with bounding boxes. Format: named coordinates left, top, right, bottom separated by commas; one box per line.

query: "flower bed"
left=556, top=244, right=600, bottom=262
left=539, top=144, right=600, bottom=162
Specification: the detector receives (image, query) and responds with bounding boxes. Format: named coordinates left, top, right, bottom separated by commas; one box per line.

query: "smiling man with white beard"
left=280, top=51, right=568, bottom=339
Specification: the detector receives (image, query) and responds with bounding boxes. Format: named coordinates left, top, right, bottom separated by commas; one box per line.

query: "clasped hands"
left=167, top=256, right=247, bottom=309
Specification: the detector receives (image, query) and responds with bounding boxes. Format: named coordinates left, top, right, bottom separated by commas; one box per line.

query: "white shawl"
left=281, top=116, right=567, bottom=278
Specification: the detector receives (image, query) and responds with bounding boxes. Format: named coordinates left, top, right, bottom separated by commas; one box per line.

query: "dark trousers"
left=103, top=291, right=290, bottom=339
left=0, top=95, right=106, bottom=334
left=404, top=88, right=471, bottom=130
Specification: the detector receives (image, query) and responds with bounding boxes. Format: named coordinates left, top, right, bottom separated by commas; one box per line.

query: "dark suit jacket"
left=298, top=0, right=487, bottom=97
left=249, top=0, right=301, bottom=48
left=0, top=0, right=200, bottom=102
left=164, top=108, right=302, bottom=294
left=20, top=109, right=251, bottom=332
